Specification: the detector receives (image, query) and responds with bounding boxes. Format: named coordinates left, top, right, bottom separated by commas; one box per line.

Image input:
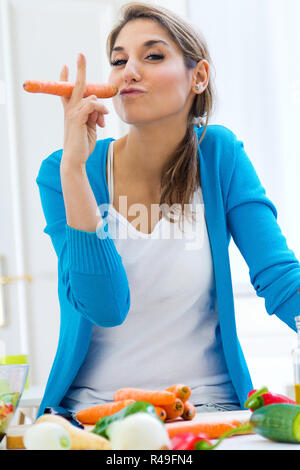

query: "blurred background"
left=0, top=0, right=300, bottom=420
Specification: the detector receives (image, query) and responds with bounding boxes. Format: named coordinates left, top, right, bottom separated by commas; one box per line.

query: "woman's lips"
left=121, top=91, right=145, bottom=96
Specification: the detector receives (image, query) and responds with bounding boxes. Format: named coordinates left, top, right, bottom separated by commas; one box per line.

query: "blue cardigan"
left=36, top=125, right=300, bottom=417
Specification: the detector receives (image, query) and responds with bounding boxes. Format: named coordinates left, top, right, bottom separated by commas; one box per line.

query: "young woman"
left=36, top=2, right=300, bottom=417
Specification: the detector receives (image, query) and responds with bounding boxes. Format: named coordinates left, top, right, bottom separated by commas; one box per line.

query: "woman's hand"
left=60, top=53, right=109, bottom=168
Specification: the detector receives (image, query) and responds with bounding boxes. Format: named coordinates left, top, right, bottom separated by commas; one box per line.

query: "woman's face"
left=109, top=18, right=196, bottom=126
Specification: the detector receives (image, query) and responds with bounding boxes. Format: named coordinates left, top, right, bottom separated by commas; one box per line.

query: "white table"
left=19, top=385, right=44, bottom=407
left=213, top=433, right=300, bottom=450
left=4, top=402, right=300, bottom=450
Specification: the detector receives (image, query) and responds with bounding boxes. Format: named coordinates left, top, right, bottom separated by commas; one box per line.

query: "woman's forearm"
left=37, top=153, right=130, bottom=327
left=60, top=157, right=103, bottom=233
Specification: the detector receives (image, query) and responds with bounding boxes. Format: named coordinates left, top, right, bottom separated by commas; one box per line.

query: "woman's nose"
left=122, top=59, right=142, bottom=82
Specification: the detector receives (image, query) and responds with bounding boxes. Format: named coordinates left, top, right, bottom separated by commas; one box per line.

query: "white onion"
left=24, top=422, right=71, bottom=450
left=107, top=412, right=171, bottom=450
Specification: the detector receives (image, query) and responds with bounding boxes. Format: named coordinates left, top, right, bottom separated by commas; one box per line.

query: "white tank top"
left=61, top=140, right=238, bottom=411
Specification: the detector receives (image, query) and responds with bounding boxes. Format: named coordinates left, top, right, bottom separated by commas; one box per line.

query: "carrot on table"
left=165, top=384, right=191, bottom=402
left=182, top=401, right=196, bottom=420
left=23, top=80, right=118, bottom=99
left=113, top=388, right=176, bottom=406
left=154, top=406, right=167, bottom=422
left=75, top=399, right=135, bottom=425
left=165, top=419, right=250, bottom=440
left=163, top=398, right=184, bottom=420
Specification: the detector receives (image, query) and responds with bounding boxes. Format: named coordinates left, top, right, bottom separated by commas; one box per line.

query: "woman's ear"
left=193, top=59, right=210, bottom=93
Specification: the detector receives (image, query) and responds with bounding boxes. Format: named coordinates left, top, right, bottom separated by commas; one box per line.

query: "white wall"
left=188, top=0, right=300, bottom=396
left=0, top=0, right=192, bottom=388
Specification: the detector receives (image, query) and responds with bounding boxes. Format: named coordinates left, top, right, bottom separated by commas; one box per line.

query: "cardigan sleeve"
left=226, top=134, right=300, bottom=331
left=36, top=150, right=130, bottom=327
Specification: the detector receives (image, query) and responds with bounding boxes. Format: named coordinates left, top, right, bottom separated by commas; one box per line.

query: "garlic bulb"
left=107, top=412, right=171, bottom=450
left=24, top=422, right=71, bottom=450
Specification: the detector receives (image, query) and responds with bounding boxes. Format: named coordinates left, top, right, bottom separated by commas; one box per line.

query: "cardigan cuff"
left=273, top=289, right=300, bottom=332
left=65, top=222, right=121, bottom=275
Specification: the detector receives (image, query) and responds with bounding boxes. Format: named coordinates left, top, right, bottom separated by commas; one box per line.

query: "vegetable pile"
left=22, top=383, right=300, bottom=450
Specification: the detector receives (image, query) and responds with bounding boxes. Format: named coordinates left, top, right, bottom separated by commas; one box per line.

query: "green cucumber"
left=250, top=404, right=300, bottom=443
left=205, top=404, right=300, bottom=449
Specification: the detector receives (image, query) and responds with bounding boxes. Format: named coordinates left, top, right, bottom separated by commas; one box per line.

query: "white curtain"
left=187, top=0, right=300, bottom=294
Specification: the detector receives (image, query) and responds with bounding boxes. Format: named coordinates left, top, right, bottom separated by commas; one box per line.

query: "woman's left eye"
left=146, top=54, right=164, bottom=61
left=111, top=54, right=164, bottom=66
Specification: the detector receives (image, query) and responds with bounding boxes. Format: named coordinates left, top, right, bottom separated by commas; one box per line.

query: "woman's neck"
left=117, top=122, right=188, bottom=187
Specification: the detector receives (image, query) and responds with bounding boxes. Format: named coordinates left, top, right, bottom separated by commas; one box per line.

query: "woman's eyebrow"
left=112, top=39, right=170, bottom=53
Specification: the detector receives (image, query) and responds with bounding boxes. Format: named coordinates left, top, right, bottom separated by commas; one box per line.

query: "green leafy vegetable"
left=92, top=401, right=162, bottom=439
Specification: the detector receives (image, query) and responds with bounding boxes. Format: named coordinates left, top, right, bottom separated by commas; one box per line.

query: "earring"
left=195, top=84, right=201, bottom=91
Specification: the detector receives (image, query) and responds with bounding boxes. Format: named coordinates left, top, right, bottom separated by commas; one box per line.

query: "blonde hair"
left=106, top=2, right=217, bottom=229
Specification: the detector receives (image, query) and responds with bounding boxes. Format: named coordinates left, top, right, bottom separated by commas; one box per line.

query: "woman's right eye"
left=111, top=59, right=126, bottom=66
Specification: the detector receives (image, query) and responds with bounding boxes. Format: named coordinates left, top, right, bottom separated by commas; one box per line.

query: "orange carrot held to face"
left=163, top=398, right=185, bottom=420
left=75, top=399, right=135, bottom=425
left=23, top=80, right=118, bottom=99
left=165, top=384, right=191, bottom=402
left=113, top=388, right=176, bottom=406
left=182, top=401, right=196, bottom=420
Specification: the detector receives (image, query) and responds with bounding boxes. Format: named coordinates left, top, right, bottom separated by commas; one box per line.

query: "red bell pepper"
left=244, top=386, right=296, bottom=411
left=170, top=432, right=214, bottom=450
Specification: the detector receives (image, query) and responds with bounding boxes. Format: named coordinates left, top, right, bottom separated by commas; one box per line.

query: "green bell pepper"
left=92, top=401, right=161, bottom=439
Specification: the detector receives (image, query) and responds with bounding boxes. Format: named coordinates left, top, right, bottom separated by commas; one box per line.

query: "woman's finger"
left=87, top=110, right=99, bottom=127
left=87, top=110, right=106, bottom=128
left=76, top=98, right=109, bottom=126
left=77, top=94, right=109, bottom=112
left=59, top=64, right=69, bottom=107
left=97, top=113, right=105, bottom=127
left=69, top=52, right=86, bottom=105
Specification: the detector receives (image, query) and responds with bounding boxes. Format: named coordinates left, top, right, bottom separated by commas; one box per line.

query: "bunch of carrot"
left=114, top=384, right=195, bottom=423
left=75, top=384, right=195, bottom=425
